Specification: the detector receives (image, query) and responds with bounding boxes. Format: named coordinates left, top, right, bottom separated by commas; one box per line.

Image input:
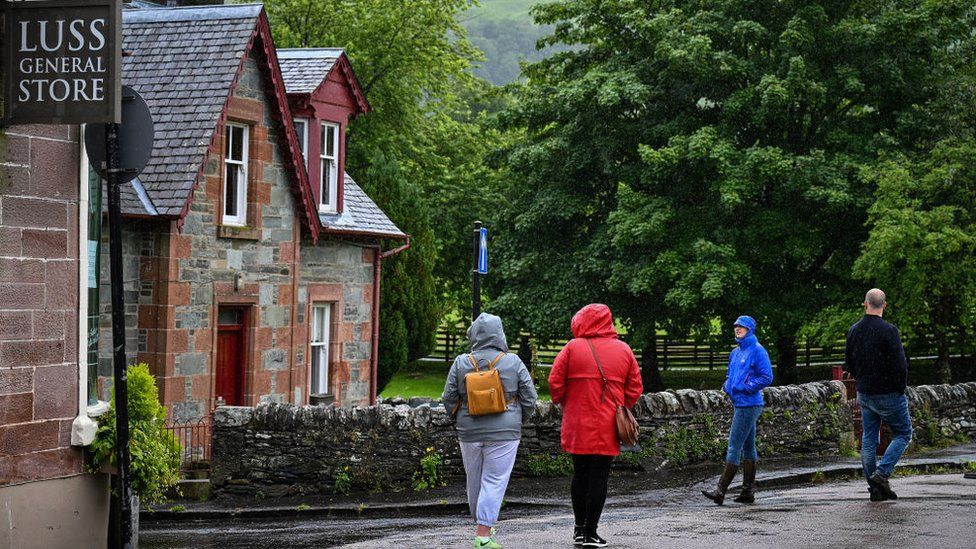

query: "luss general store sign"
left=3, top=0, right=121, bottom=125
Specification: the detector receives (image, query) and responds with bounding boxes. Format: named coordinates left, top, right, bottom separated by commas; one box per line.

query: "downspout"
left=72, top=126, right=100, bottom=446
left=369, top=236, right=410, bottom=405
left=290, top=219, right=301, bottom=404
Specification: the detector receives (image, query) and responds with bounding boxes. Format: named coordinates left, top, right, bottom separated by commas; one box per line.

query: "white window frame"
left=310, top=303, right=332, bottom=396
left=293, top=118, right=309, bottom=168
left=319, top=122, right=339, bottom=213
left=223, top=123, right=249, bottom=227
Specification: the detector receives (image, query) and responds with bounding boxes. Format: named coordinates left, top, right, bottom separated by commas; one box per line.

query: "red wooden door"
left=216, top=307, right=247, bottom=406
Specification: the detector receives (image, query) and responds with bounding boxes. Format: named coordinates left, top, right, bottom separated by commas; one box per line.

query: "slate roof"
left=320, top=173, right=406, bottom=239
left=118, top=4, right=264, bottom=216
left=277, top=49, right=344, bottom=94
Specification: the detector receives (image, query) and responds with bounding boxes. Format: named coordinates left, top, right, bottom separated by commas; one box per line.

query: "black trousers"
left=571, top=454, right=614, bottom=536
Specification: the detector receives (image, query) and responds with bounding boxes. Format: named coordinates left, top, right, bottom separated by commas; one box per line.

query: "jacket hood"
left=571, top=304, right=619, bottom=339
left=468, top=313, right=509, bottom=352
left=734, top=315, right=757, bottom=334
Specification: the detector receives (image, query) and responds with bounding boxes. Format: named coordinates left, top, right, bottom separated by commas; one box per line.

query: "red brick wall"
left=0, top=125, right=83, bottom=485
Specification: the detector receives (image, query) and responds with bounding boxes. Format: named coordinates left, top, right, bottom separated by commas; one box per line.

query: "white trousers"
left=459, top=440, right=520, bottom=527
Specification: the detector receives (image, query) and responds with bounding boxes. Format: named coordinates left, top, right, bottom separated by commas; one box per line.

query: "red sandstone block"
left=0, top=393, right=33, bottom=424
left=0, top=420, right=60, bottom=456
left=168, top=330, right=189, bottom=354
left=33, top=364, right=76, bottom=420
left=0, top=197, right=68, bottom=230
left=45, top=261, right=76, bottom=309
left=5, top=134, right=30, bottom=165
left=0, top=368, right=32, bottom=395
left=0, top=227, right=22, bottom=256
left=140, top=256, right=160, bottom=281
left=32, top=310, right=66, bottom=340
left=0, top=283, right=45, bottom=310
left=0, top=447, right=82, bottom=485
left=1, top=165, right=31, bottom=195
left=0, top=311, right=32, bottom=341
left=30, top=139, right=79, bottom=200
left=11, top=125, right=72, bottom=141
left=0, top=258, right=45, bottom=283
left=167, top=282, right=192, bottom=306
left=21, top=229, right=68, bottom=259
left=194, top=330, right=213, bottom=353
left=0, top=339, right=64, bottom=367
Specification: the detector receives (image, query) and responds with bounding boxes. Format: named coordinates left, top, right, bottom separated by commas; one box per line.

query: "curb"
left=142, top=457, right=974, bottom=522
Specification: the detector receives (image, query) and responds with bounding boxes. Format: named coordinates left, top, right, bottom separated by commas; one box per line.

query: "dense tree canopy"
left=492, top=0, right=976, bottom=384
left=856, top=141, right=976, bottom=383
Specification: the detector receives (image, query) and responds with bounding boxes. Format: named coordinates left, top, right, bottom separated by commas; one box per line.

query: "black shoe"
left=574, top=526, right=585, bottom=545
left=869, top=471, right=898, bottom=500
left=582, top=534, right=608, bottom=548
left=869, top=487, right=883, bottom=502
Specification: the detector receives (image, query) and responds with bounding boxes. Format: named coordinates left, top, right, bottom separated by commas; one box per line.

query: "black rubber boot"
left=734, top=460, right=756, bottom=504
left=702, top=462, right=738, bottom=505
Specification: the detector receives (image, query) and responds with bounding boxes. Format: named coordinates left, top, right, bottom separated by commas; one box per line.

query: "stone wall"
left=210, top=382, right=976, bottom=497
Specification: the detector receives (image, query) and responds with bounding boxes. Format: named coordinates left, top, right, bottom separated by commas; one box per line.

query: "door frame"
left=211, top=300, right=256, bottom=408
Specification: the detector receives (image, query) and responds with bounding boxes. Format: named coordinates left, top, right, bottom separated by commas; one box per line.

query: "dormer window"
left=319, top=122, right=339, bottom=213
left=223, top=123, right=249, bottom=226
left=293, top=118, right=309, bottom=168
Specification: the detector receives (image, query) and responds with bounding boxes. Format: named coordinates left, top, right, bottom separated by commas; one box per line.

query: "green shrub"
left=412, top=447, right=445, bottom=491
left=334, top=470, right=352, bottom=496
left=89, top=363, right=181, bottom=505
left=526, top=453, right=574, bottom=477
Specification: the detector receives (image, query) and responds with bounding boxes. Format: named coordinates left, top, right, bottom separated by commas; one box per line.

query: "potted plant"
left=89, top=363, right=181, bottom=548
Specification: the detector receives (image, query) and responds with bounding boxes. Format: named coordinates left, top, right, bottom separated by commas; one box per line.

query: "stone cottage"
left=94, top=3, right=407, bottom=422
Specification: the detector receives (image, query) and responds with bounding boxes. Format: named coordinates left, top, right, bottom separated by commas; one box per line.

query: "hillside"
left=463, top=0, right=560, bottom=85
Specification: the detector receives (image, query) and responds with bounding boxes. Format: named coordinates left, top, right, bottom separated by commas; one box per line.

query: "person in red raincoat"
left=549, top=304, right=643, bottom=548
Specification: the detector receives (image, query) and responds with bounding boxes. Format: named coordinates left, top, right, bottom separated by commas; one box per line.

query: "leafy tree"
left=855, top=141, right=976, bottom=383
left=262, top=0, right=492, bottom=389
left=495, top=0, right=976, bottom=384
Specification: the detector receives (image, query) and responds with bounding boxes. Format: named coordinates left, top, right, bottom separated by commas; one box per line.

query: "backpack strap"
left=488, top=352, right=506, bottom=369
left=467, top=354, right=480, bottom=372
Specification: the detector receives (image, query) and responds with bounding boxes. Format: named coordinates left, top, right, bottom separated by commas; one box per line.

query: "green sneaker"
left=473, top=536, right=503, bottom=549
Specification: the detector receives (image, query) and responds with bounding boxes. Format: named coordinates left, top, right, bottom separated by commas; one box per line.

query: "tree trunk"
left=641, top=330, right=664, bottom=393
left=936, top=330, right=952, bottom=385
left=775, top=335, right=798, bottom=386
left=517, top=334, right=533, bottom=377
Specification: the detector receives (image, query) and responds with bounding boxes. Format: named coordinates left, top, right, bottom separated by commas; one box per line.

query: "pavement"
left=141, top=444, right=976, bottom=548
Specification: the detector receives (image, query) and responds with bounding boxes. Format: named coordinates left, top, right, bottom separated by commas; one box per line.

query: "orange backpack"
left=458, top=352, right=511, bottom=416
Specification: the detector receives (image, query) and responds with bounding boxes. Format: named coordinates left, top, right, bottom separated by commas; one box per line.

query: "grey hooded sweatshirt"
left=441, top=313, right=538, bottom=442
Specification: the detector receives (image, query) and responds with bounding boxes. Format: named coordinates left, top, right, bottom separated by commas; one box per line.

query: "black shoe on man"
left=581, top=534, right=608, bottom=548
left=574, top=526, right=586, bottom=546
left=869, top=471, right=898, bottom=500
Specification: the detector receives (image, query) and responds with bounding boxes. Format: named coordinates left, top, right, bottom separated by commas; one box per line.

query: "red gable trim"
left=313, top=53, right=370, bottom=115
left=176, top=9, right=320, bottom=243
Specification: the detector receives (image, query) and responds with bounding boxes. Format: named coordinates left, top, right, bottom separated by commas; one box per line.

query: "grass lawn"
left=380, top=360, right=552, bottom=401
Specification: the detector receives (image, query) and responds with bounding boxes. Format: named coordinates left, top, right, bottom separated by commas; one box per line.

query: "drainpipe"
left=369, top=236, right=410, bottom=405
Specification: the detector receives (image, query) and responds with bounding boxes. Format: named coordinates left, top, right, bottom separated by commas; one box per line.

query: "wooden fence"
left=430, top=327, right=971, bottom=370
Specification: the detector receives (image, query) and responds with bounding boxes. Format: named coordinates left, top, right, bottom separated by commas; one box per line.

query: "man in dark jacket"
left=844, top=288, right=913, bottom=501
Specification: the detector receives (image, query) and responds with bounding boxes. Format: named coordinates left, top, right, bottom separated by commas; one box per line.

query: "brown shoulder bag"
left=586, top=339, right=640, bottom=447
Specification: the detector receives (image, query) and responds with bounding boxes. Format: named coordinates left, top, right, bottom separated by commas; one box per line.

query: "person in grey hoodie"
left=442, top=313, right=538, bottom=549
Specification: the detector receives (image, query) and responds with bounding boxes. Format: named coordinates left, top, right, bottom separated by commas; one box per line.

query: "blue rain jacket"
left=723, top=316, right=774, bottom=407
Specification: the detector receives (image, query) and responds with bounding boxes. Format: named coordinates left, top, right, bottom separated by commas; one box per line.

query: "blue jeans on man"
left=859, top=392, right=913, bottom=481
left=726, top=405, right=763, bottom=465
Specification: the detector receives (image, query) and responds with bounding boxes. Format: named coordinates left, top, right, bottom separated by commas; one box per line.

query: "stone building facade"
left=94, top=4, right=406, bottom=422
left=0, top=124, right=109, bottom=546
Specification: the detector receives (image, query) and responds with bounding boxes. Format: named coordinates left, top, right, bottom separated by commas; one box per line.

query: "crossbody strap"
left=586, top=339, right=620, bottom=406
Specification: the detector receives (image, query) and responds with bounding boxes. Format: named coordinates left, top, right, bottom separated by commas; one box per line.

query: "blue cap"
left=734, top=315, right=756, bottom=332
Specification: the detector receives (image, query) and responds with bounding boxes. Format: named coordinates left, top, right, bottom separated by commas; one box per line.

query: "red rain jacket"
left=549, top=304, right=643, bottom=456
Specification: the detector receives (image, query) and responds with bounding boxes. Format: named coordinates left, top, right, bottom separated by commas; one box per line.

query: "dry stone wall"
left=211, top=381, right=976, bottom=497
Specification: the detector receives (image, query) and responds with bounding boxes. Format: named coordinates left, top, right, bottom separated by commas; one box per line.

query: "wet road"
left=142, top=474, right=976, bottom=548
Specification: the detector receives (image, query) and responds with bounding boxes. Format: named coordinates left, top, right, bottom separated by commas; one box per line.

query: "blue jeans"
left=859, top=393, right=913, bottom=481
left=726, top=406, right=763, bottom=465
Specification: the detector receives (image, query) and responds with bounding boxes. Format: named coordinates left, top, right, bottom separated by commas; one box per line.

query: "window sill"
left=309, top=393, right=335, bottom=406
left=87, top=400, right=111, bottom=417
left=218, top=225, right=260, bottom=240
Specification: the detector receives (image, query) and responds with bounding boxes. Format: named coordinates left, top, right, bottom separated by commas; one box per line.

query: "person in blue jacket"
left=702, top=315, right=774, bottom=505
